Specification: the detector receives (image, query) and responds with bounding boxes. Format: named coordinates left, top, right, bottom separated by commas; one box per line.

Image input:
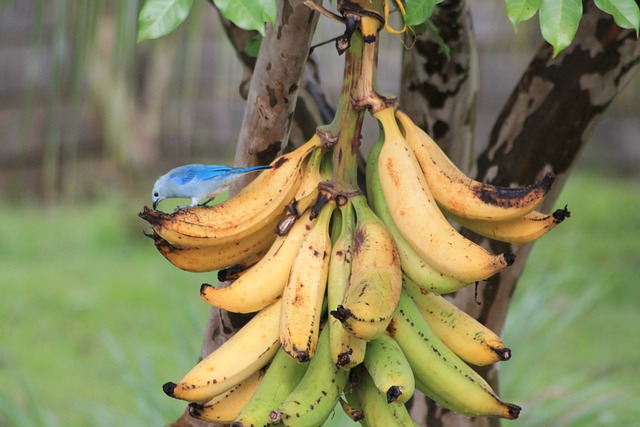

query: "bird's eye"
left=153, top=192, right=159, bottom=197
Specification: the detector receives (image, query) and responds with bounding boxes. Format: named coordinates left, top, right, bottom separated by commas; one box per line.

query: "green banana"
left=363, top=332, right=414, bottom=404
left=388, top=290, right=521, bottom=419
left=270, top=326, right=349, bottom=426
left=354, top=365, right=417, bottom=426
left=232, top=347, right=309, bottom=427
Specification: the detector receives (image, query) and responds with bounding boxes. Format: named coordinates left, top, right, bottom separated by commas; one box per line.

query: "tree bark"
left=166, top=2, right=320, bottom=426
left=402, top=2, right=640, bottom=426
left=400, top=0, right=478, bottom=172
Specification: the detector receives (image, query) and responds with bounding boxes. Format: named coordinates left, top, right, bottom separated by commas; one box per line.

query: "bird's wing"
left=168, top=165, right=235, bottom=185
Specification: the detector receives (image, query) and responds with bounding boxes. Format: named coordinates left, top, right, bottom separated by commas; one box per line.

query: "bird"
left=151, top=164, right=273, bottom=209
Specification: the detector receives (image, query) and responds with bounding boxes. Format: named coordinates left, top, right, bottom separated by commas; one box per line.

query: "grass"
left=500, top=171, right=640, bottom=426
left=0, top=170, right=638, bottom=426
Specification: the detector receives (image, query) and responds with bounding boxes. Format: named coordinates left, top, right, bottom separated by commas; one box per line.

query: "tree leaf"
left=539, top=0, right=583, bottom=57
left=137, top=0, right=194, bottom=42
left=244, top=34, right=263, bottom=58
left=404, top=0, right=438, bottom=27
left=505, top=0, right=541, bottom=31
left=594, top=0, right=640, bottom=36
left=213, top=0, right=276, bottom=36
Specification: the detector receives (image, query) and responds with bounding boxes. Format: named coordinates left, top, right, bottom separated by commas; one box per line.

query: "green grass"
left=0, top=171, right=638, bottom=426
left=500, top=171, right=640, bottom=426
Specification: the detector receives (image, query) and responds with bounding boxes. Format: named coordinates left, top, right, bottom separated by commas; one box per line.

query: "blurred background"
left=0, top=1, right=638, bottom=426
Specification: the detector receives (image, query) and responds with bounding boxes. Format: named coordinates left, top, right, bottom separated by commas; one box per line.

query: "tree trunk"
left=401, top=2, right=640, bottom=426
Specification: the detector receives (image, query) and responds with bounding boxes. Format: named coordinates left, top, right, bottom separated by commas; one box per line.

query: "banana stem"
left=328, top=30, right=366, bottom=188
left=353, top=40, right=390, bottom=113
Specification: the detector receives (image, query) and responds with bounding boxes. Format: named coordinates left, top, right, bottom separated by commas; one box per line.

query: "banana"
left=375, top=107, right=514, bottom=283
left=150, top=213, right=278, bottom=273
left=395, top=109, right=554, bottom=221
left=388, top=290, right=521, bottom=419
left=354, top=365, right=417, bottom=427
left=232, top=347, right=309, bottom=427
left=366, top=132, right=469, bottom=294
left=270, top=326, right=349, bottom=426
left=280, top=202, right=334, bottom=362
left=403, top=275, right=510, bottom=366
left=363, top=332, right=414, bottom=404
left=339, top=396, right=365, bottom=423
left=448, top=206, right=571, bottom=244
left=188, top=367, right=266, bottom=423
left=162, top=299, right=282, bottom=403
left=217, top=259, right=256, bottom=282
left=344, top=375, right=369, bottom=427
left=328, top=202, right=367, bottom=369
left=289, top=147, right=324, bottom=213
left=332, top=194, right=402, bottom=342
left=139, top=136, right=322, bottom=248
left=200, top=209, right=315, bottom=314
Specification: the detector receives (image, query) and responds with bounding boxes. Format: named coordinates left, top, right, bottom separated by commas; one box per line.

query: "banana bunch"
left=140, top=12, right=571, bottom=426
left=139, top=108, right=570, bottom=425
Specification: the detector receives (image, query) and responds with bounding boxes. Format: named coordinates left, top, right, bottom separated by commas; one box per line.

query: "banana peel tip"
left=162, top=381, right=177, bottom=397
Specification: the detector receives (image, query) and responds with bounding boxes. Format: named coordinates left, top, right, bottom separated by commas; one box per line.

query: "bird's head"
left=151, top=180, right=165, bottom=210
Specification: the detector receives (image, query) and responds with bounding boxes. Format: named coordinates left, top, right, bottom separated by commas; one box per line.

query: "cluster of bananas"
left=140, top=99, right=568, bottom=425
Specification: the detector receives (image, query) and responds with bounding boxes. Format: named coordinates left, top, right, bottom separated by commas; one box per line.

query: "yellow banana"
left=395, top=109, right=554, bottom=221
left=354, top=365, right=417, bottom=427
left=363, top=332, right=415, bottom=404
left=403, top=275, right=510, bottom=366
left=271, top=326, right=349, bottom=426
left=150, top=213, right=278, bottom=273
left=188, top=368, right=266, bottom=423
left=375, top=107, right=514, bottom=283
left=232, top=347, right=309, bottom=427
left=448, top=206, right=571, bottom=244
left=200, top=209, right=315, bottom=314
left=332, top=194, right=402, bottom=342
left=288, top=147, right=324, bottom=214
left=388, top=290, right=521, bottom=419
left=162, top=299, right=281, bottom=403
left=280, top=202, right=334, bottom=362
left=139, top=136, right=321, bottom=248
left=328, top=202, right=367, bottom=369
left=366, top=131, right=469, bottom=294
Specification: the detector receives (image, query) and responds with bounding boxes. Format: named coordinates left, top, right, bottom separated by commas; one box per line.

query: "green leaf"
left=505, top=0, right=541, bottom=31
left=404, top=0, right=438, bottom=27
left=244, top=33, right=263, bottom=58
left=213, top=0, right=276, bottom=36
left=539, top=0, right=583, bottom=57
left=137, top=0, right=194, bottom=42
left=594, top=0, right=640, bottom=36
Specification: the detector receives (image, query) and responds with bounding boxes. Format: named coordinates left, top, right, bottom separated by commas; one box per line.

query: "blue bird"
left=151, top=164, right=273, bottom=209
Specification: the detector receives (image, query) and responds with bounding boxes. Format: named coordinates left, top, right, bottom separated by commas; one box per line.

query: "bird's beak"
left=152, top=200, right=158, bottom=210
